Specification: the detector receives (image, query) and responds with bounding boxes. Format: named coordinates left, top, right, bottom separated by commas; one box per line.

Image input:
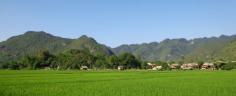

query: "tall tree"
left=118, top=53, right=141, bottom=69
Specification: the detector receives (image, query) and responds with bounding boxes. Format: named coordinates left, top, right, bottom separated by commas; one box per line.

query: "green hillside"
left=216, top=39, right=236, bottom=61
left=66, top=35, right=113, bottom=56
left=0, top=31, right=113, bottom=64
left=0, top=31, right=71, bottom=62
left=112, top=35, right=236, bottom=62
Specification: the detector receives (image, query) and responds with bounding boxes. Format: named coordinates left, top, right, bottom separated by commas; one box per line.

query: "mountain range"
left=113, top=35, right=236, bottom=62
left=0, top=31, right=236, bottom=64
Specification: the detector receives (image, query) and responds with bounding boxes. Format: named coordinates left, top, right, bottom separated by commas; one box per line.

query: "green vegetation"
left=0, top=49, right=142, bottom=70
left=112, top=35, right=236, bottom=61
left=1, top=31, right=236, bottom=65
left=0, top=70, right=236, bottom=96
left=1, top=31, right=236, bottom=70
left=0, top=31, right=113, bottom=65
left=217, top=39, right=236, bottom=61
left=1, top=31, right=236, bottom=96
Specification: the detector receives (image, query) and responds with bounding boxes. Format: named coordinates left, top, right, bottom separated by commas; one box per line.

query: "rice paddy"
left=0, top=70, right=236, bottom=96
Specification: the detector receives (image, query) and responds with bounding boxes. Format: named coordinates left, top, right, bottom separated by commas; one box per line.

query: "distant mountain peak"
left=79, top=35, right=89, bottom=39
left=6, top=31, right=51, bottom=41
left=25, top=30, right=46, bottom=33
left=78, top=35, right=97, bottom=44
left=23, top=31, right=49, bottom=35
left=66, top=34, right=113, bottom=55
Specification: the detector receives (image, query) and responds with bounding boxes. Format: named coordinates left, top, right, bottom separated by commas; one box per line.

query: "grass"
left=0, top=70, right=236, bottom=96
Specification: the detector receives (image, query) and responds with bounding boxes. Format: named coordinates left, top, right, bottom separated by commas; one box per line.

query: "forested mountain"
left=66, top=35, right=113, bottom=56
left=112, top=35, right=236, bottom=62
left=0, top=31, right=113, bottom=64
left=0, top=31, right=236, bottom=65
left=216, top=38, right=236, bottom=61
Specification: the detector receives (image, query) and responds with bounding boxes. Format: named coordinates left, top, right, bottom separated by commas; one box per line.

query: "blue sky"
left=0, top=0, right=236, bottom=47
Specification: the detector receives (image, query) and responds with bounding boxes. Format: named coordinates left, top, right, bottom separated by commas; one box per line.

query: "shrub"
left=221, top=62, right=236, bottom=70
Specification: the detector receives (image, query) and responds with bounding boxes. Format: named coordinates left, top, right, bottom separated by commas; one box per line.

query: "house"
left=147, top=63, right=155, bottom=68
left=181, top=63, right=198, bottom=70
left=80, top=66, right=88, bottom=70
left=152, top=66, right=162, bottom=70
left=201, top=63, right=215, bottom=70
left=170, top=64, right=180, bottom=69
left=147, top=63, right=162, bottom=70
left=118, top=66, right=124, bottom=70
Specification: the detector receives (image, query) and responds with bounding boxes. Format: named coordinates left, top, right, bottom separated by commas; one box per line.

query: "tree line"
left=0, top=49, right=146, bottom=70
left=1, top=49, right=236, bottom=70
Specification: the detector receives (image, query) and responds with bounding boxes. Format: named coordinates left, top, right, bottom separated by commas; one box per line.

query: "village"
left=78, top=61, right=236, bottom=71
left=146, top=62, right=215, bottom=70
left=144, top=61, right=236, bottom=71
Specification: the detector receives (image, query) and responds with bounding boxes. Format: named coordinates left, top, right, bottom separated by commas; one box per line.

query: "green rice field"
left=0, top=70, right=236, bottom=96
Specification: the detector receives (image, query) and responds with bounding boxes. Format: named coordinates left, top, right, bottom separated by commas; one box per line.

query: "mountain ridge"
left=0, top=31, right=236, bottom=63
left=112, top=34, right=236, bottom=61
left=0, top=31, right=114, bottom=63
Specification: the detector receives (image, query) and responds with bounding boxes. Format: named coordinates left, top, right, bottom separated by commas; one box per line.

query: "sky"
left=0, top=0, right=236, bottom=47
